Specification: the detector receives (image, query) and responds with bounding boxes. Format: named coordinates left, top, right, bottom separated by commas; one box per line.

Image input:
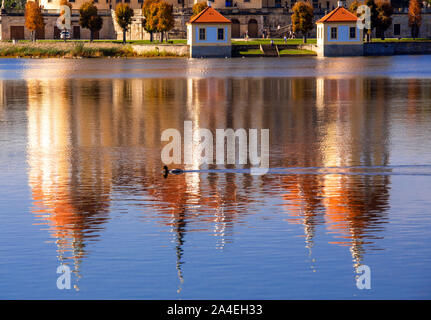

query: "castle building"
left=0, top=0, right=430, bottom=41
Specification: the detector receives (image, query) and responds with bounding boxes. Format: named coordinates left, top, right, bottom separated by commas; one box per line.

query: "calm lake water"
left=1, top=56, right=431, bottom=299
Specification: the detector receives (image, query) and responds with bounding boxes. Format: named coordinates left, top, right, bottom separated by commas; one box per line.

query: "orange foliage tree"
left=408, top=0, right=422, bottom=39
left=349, top=0, right=362, bottom=13
left=60, top=0, right=72, bottom=11
left=115, top=3, right=134, bottom=44
left=142, top=0, right=160, bottom=42
left=156, top=1, right=174, bottom=42
left=192, top=2, right=207, bottom=16
left=375, top=0, right=393, bottom=40
left=291, top=1, right=314, bottom=43
left=79, top=1, right=103, bottom=42
left=142, top=0, right=174, bottom=43
left=25, top=1, right=45, bottom=42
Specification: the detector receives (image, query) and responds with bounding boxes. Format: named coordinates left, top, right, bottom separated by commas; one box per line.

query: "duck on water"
left=163, top=165, right=184, bottom=178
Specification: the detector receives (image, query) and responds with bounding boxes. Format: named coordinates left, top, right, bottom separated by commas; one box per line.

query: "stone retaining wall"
left=131, top=44, right=189, bottom=56
left=364, top=42, right=431, bottom=56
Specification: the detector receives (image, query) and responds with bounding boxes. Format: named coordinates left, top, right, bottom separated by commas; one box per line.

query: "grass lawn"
left=370, top=38, right=431, bottom=42
left=5, top=38, right=315, bottom=45
left=3, top=38, right=431, bottom=45
left=238, top=49, right=263, bottom=55
left=278, top=49, right=316, bottom=56
left=233, top=39, right=317, bottom=45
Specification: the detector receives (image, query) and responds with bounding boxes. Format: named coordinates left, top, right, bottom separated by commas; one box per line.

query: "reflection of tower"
left=149, top=77, right=263, bottom=291
left=0, top=81, right=5, bottom=114
left=0, top=80, right=28, bottom=120
left=278, top=77, right=391, bottom=273
left=281, top=175, right=325, bottom=271
left=172, top=206, right=186, bottom=294
left=278, top=78, right=327, bottom=269
left=318, top=77, right=391, bottom=268
left=285, top=179, right=323, bottom=236
left=185, top=78, right=202, bottom=200
left=27, top=79, right=112, bottom=288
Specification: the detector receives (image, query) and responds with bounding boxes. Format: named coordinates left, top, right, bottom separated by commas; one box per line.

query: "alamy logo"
left=356, top=5, right=371, bottom=30
left=356, top=265, right=371, bottom=290
left=161, top=121, right=269, bottom=175
left=56, top=265, right=71, bottom=290
left=56, top=5, right=71, bottom=31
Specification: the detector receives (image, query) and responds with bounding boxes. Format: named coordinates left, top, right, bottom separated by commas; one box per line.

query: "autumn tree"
left=156, top=1, right=174, bottom=42
left=115, top=3, right=134, bottom=44
left=192, top=1, right=207, bottom=16
left=291, top=1, right=314, bottom=43
left=349, top=0, right=362, bottom=13
left=60, top=0, right=72, bottom=11
left=375, top=0, right=393, bottom=40
left=2, top=0, right=26, bottom=10
left=142, top=0, right=160, bottom=42
left=364, top=0, right=379, bottom=41
left=25, top=1, right=45, bottom=42
left=408, top=0, right=422, bottom=39
left=79, top=1, right=103, bottom=42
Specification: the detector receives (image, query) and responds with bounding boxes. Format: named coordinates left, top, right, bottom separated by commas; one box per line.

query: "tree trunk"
left=123, top=30, right=126, bottom=44
left=411, top=25, right=419, bottom=39
left=90, top=30, right=94, bottom=43
left=379, top=28, right=385, bottom=40
left=150, top=32, right=153, bottom=42
left=302, top=33, right=307, bottom=44
left=32, top=31, right=35, bottom=42
left=366, top=30, right=371, bottom=43
left=160, top=31, right=164, bottom=43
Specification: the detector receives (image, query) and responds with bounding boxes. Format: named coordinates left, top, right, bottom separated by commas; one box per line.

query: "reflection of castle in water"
left=22, top=74, right=402, bottom=290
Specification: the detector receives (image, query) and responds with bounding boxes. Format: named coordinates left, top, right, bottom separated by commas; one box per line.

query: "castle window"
left=217, top=28, right=224, bottom=40
left=330, top=27, right=337, bottom=40
left=199, top=28, right=206, bottom=41
left=349, top=27, right=356, bottom=39
left=394, top=24, right=400, bottom=36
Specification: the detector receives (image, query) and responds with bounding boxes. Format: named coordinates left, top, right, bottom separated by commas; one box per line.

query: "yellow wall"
left=39, top=0, right=142, bottom=10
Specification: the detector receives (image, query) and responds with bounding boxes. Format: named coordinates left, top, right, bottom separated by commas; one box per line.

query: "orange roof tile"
left=189, top=7, right=232, bottom=24
left=317, top=6, right=358, bottom=23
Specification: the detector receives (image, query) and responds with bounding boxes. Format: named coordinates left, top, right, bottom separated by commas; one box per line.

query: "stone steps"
left=260, top=44, right=279, bottom=57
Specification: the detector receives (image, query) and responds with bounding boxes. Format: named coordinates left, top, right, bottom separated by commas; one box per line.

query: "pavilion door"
left=73, top=26, right=81, bottom=39
left=54, top=27, right=61, bottom=39
left=232, top=20, right=240, bottom=38
left=10, top=26, right=24, bottom=40
left=248, top=20, right=258, bottom=38
left=36, top=27, right=45, bottom=40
